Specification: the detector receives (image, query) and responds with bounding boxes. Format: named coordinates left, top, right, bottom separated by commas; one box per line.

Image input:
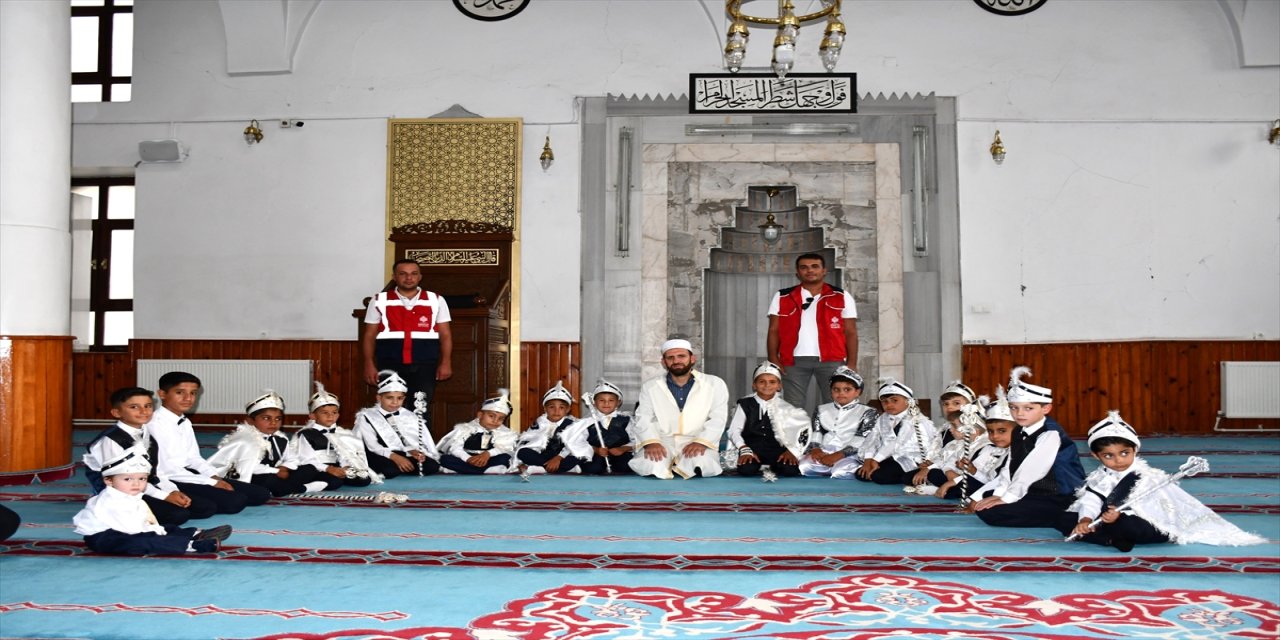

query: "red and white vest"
left=371, top=289, right=443, bottom=364
left=774, top=284, right=848, bottom=366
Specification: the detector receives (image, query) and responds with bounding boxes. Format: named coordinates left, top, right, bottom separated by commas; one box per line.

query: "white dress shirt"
left=146, top=406, right=218, bottom=486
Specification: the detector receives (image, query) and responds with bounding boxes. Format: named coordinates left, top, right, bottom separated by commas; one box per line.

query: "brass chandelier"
left=724, top=0, right=845, bottom=78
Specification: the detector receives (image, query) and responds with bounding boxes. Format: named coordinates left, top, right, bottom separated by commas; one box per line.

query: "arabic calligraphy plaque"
left=690, top=73, right=857, bottom=114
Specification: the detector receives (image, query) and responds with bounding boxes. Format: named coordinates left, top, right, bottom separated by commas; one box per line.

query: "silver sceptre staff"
left=581, top=391, right=613, bottom=474
left=413, top=391, right=428, bottom=477
left=955, top=403, right=983, bottom=511
left=955, top=424, right=977, bottom=511
left=908, top=402, right=931, bottom=488
left=1065, top=456, right=1210, bottom=542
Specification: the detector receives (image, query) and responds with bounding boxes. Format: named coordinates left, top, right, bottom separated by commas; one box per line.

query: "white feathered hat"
left=592, top=378, right=622, bottom=402
left=481, top=388, right=512, bottom=415
left=376, top=370, right=408, bottom=395
left=1006, top=366, right=1052, bottom=403
left=542, top=380, right=573, bottom=406
left=753, top=362, right=783, bottom=381
left=309, top=381, right=340, bottom=412
left=245, top=389, right=285, bottom=415
left=942, top=380, right=976, bottom=403
left=1087, top=410, right=1140, bottom=450
left=985, top=385, right=1015, bottom=422
left=829, top=366, right=864, bottom=389
left=101, top=446, right=152, bottom=477
left=877, top=376, right=914, bottom=400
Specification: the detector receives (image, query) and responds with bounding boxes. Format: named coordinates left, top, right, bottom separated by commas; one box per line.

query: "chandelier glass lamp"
left=723, top=0, right=845, bottom=78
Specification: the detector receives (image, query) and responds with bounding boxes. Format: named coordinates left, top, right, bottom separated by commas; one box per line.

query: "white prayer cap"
left=877, top=377, right=914, bottom=400
left=245, top=389, right=285, bottom=415
left=376, top=370, right=408, bottom=395
left=660, top=338, right=693, bottom=355
left=101, top=447, right=152, bottom=476
left=829, top=366, right=863, bottom=389
left=941, top=380, right=976, bottom=403
left=1087, top=410, right=1140, bottom=450
left=985, top=386, right=1015, bottom=422
left=592, top=378, right=622, bottom=401
left=753, top=362, right=783, bottom=381
left=481, top=388, right=512, bottom=415
left=1006, top=366, right=1052, bottom=403
left=542, top=381, right=573, bottom=406
left=309, top=381, right=340, bottom=412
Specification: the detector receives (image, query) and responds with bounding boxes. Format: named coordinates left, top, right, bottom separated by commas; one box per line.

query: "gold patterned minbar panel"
left=387, top=118, right=521, bottom=232
left=405, top=248, right=501, bottom=267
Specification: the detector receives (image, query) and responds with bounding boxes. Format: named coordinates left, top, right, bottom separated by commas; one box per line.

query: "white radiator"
left=1220, top=361, right=1280, bottom=419
left=137, top=359, right=313, bottom=415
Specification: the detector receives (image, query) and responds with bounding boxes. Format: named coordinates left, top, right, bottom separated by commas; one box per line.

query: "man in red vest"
left=361, top=259, right=453, bottom=415
left=766, top=253, right=858, bottom=412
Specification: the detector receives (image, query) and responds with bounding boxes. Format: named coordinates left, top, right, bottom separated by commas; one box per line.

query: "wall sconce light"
left=989, top=130, right=1006, bottom=165
left=1269, top=119, right=1280, bottom=146
left=539, top=136, right=555, bottom=171
left=243, top=119, right=263, bottom=145
left=759, top=212, right=783, bottom=244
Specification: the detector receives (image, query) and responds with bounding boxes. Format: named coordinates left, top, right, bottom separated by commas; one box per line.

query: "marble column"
left=0, top=1, right=74, bottom=481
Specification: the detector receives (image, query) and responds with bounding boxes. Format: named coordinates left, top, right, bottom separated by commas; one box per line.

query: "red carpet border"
left=4, top=540, right=1277, bottom=573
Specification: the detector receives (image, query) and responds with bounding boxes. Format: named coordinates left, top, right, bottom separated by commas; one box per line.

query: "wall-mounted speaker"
left=138, top=139, right=188, bottom=163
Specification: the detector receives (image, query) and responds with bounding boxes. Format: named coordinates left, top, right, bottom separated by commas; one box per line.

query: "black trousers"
left=367, top=450, right=440, bottom=478
left=737, top=442, right=801, bottom=478
left=440, top=453, right=511, bottom=475
left=1054, top=511, right=1171, bottom=548
left=249, top=472, right=307, bottom=497
left=144, top=492, right=214, bottom=524
left=517, top=449, right=581, bottom=473
left=83, top=525, right=196, bottom=556
left=580, top=451, right=634, bottom=475
left=174, top=479, right=270, bottom=515
left=856, top=458, right=912, bottom=485
left=977, top=493, right=1072, bottom=528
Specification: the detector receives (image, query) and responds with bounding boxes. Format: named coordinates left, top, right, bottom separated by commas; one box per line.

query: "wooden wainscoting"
left=518, top=342, right=582, bottom=428
left=0, top=336, right=73, bottom=475
left=74, top=340, right=364, bottom=427
left=73, top=339, right=584, bottom=433
left=963, top=341, right=1280, bottom=435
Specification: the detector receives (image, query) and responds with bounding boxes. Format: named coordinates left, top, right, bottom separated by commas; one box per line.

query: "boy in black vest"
left=83, top=387, right=213, bottom=524
left=972, top=367, right=1086, bottom=528
left=577, top=379, right=635, bottom=475
left=727, top=362, right=808, bottom=477
left=208, top=390, right=323, bottom=496
left=517, top=381, right=586, bottom=475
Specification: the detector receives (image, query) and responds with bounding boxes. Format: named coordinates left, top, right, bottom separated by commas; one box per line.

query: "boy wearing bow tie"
left=146, top=371, right=271, bottom=513
left=354, top=370, right=440, bottom=478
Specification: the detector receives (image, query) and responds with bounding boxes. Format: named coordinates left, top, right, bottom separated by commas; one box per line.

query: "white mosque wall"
left=71, top=0, right=1279, bottom=342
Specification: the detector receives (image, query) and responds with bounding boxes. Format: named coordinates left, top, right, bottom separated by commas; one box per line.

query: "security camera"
left=294, top=121, right=304, bottom=128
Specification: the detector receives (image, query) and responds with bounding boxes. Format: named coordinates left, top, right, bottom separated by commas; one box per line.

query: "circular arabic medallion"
left=453, top=0, right=531, bottom=22
left=973, top=0, right=1047, bottom=16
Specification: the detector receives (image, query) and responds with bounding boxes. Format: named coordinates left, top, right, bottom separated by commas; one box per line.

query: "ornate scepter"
left=908, top=401, right=932, bottom=487
left=413, top=391, right=428, bottom=477
left=954, top=403, right=983, bottom=511
left=288, top=491, right=408, bottom=504
left=580, top=391, right=612, bottom=474
left=1065, top=456, right=1210, bottom=542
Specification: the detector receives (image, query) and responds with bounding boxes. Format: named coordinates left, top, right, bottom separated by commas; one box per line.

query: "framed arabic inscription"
left=689, top=73, right=857, bottom=114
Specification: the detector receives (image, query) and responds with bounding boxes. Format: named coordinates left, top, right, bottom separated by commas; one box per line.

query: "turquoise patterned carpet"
left=0, top=432, right=1276, bottom=639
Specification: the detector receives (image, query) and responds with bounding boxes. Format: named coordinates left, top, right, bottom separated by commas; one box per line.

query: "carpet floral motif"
left=253, top=573, right=1279, bottom=639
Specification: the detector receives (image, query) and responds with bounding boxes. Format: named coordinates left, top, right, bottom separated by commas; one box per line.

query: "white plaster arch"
left=218, top=0, right=322, bottom=75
